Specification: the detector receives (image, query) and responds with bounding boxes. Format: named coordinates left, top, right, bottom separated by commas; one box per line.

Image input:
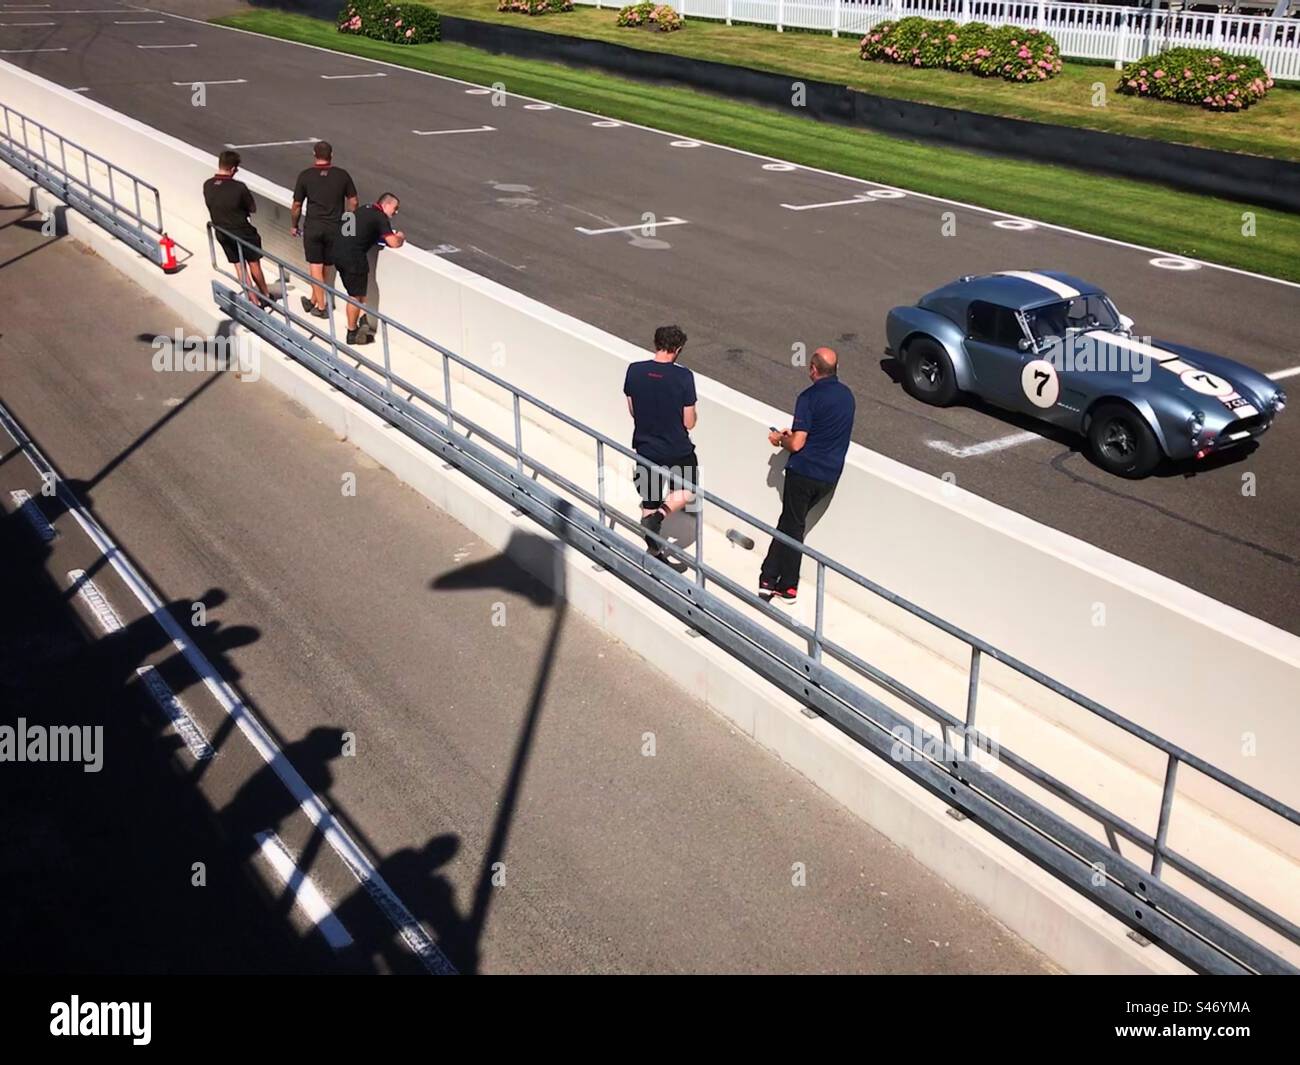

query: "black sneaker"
left=641, top=510, right=665, bottom=554
left=301, top=296, right=328, bottom=319
left=758, top=577, right=777, bottom=602
left=346, top=328, right=359, bottom=345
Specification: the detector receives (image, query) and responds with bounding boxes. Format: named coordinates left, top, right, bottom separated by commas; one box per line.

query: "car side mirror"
left=1119, top=314, right=1135, bottom=333
left=1017, top=338, right=1032, bottom=353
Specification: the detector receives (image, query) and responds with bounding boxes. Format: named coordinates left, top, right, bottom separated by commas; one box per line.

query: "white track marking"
left=136, top=42, right=195, bottom=48
left=780, top=194, right=872, bottom=212
left=223, top=137, right=317, bottom=149
left=927, top=431, right=1041, bottom=459
left=574, top=217, right=689, bottom=236
left=136, top=665, right=215, bottom=761
left=320, top=71, right=386, bottom=79
left=996, top=271, right=1080, bottom=299
left=67, top=569, right=124, bottom=633
left=411, top=125, right=495, bottom=136
left=146, top=8, right=1300, bottom=293
left=171, top=78, right=245, bottom=86
left=114, top=18, right=164, bottom=23
left=993, top=219, right=1036, bottom=231
left=9, top=488, right=56, bottom=541
left=0, top=20, right=57, bottom=24
left=1149, top=256, right=1200, bottom=271
left=1267, top=366, right=1300, bottom=381
left=254, top=831, right=354, bottom=949
left=0, top=401, right=455, bottom=976
left=669, top=140, right=700, bottom=148
left=0, top=46, right=66, bottom=52
left=71, top=85, right=88, bottom=92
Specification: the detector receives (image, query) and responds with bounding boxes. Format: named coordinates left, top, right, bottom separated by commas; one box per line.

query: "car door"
left=963, top=300, right=1035, bottom=410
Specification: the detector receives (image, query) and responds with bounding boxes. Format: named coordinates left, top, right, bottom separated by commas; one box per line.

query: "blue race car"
left=886, top=270, right=1286, bottom=478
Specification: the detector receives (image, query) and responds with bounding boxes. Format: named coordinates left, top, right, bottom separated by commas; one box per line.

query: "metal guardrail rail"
left=206, top=223, right=1300, bottom=973
left=0, top=101, right=165, bottom=265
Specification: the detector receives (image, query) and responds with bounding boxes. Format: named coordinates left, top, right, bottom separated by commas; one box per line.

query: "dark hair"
left=811, top=349, right=838, bottom=376
left=654, top=325, right=687, bottom=354
left=376, top=192, right=400, bottom=208
left=313, top=141, right=333, bottom=161
left=218, top=150, right=241, bottom=171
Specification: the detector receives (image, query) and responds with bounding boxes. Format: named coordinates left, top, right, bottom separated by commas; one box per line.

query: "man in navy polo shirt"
left=760, top=347, right=855, bottom=605
left=623, top=325, right=698, bottom=559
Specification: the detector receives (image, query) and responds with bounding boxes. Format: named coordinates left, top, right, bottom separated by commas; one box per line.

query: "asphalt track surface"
left=2, top=4, right=1299, bottom=636
left=0, top=199, right=1053, bottom=973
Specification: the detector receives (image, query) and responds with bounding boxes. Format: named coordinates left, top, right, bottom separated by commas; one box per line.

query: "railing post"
left=1151, top=754, right=1180, bottom=879
left=963, top=645, right=981, bottom=762
left=512, top=393, right=524, bottom=474
left=725, top=0, right=731, bottom=27
left=959, top=0, right=966, bottom=24
left=832, top=0, right=840, bottom=37
left=1035, top=0, right=1044, bottom=32
left=810, top=560, right=826, bottom=662
left=380, top=319, right=393, bottom=393
left=133, top=175, right=143, bottom=227
left=326, top=287, right=338, bottom=356
left=693, top=476, right=705, bottom=588
left=596, top=440, right=607, bottom=527
left=442, top=353, right=453, bottom=429
left=1212, top=11, right=1222, bottom=46
left=777, top=0, right=784, bottom=32
left=1115, top=10, right=1129, bottom=69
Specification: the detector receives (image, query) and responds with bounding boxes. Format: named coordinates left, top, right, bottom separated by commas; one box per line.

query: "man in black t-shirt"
left=623, top=324, right=698, bottom=559
left=332, top=193, right=405, bottom=345
left=290, top=141, right=357, bottom=319
left=203, top=150, right=270, bottom=306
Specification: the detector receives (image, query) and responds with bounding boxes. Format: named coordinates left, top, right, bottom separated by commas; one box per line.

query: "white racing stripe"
left=0, top=400, right=455, bottom=975
left=996, top=271, right=1080, bottom=300
left=9, top=488, right=56, bottom=541
left=136, top=665, right=215, bottom=761
left=255, top=831, right=354, bottom=949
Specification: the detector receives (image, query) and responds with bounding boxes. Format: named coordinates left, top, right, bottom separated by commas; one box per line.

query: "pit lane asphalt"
left=0, top=198, right=1053, bottom=973
left=2, top=4, right=1298, bottom=633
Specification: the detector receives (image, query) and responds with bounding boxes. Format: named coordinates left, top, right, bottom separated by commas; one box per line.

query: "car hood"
left=1074, top=331, right=1280, bottom=421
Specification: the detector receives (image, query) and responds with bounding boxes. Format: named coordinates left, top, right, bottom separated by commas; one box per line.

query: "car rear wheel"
left=902, top=337, right=959, bottom=407
left=1088, top=402, right=1161, bottom=479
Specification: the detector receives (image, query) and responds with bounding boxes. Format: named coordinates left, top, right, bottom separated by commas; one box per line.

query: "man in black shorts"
left=290, top=141, right=357, bottom=319
left=623, top=324, right=698, bottom=559
left=202, top=150, right=270, bottom=306
left=331, top=193, right=405, bottom=345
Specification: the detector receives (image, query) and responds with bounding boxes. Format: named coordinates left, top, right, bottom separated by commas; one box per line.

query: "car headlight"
left=1187, top=410, right=1205, bottom=440
left=1274, top=388, right=1287, bottom=414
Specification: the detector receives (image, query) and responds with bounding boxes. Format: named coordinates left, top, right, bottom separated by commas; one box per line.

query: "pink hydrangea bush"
left=861, top=17, right=1062, bottom=83
left=498, top=0, right=574, bottom=15
left=616, top=2, right=683, bottom=31
left=1117, top=47, right=1272, bottom=111
left=336, top=1, right=440, bottom=44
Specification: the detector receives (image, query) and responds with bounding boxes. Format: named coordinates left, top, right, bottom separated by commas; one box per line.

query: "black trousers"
left=761, top=470, right=836, bottom=589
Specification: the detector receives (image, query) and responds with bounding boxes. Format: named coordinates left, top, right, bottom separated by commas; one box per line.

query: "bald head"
left=811, top=347, right=839, bottom=378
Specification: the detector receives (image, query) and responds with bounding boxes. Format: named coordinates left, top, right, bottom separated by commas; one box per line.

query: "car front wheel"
left=902, top=337, right=959, bottom=407
left=1088, top=402, right=1161, bottom=478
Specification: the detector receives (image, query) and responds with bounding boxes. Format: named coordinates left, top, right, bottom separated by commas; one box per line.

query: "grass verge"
left=215, top=10, right=1300, bottom=283
left=424, top=0, right=1300, bottom=161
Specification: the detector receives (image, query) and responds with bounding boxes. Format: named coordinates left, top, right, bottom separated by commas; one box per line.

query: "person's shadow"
left=764, top=452, right=835, bottom=539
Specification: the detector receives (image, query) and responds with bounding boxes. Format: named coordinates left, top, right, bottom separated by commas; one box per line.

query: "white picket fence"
left=580, top=0, right=1300, bottom=79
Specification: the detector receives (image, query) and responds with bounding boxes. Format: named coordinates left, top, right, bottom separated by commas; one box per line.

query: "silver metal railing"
left=209, top=223, right=1298, bottom=973
left=0, top=101, right=165, bottom=265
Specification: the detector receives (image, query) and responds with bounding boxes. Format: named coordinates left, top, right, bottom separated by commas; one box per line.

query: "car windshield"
left=1023, top=295, right=1121, bottom=343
